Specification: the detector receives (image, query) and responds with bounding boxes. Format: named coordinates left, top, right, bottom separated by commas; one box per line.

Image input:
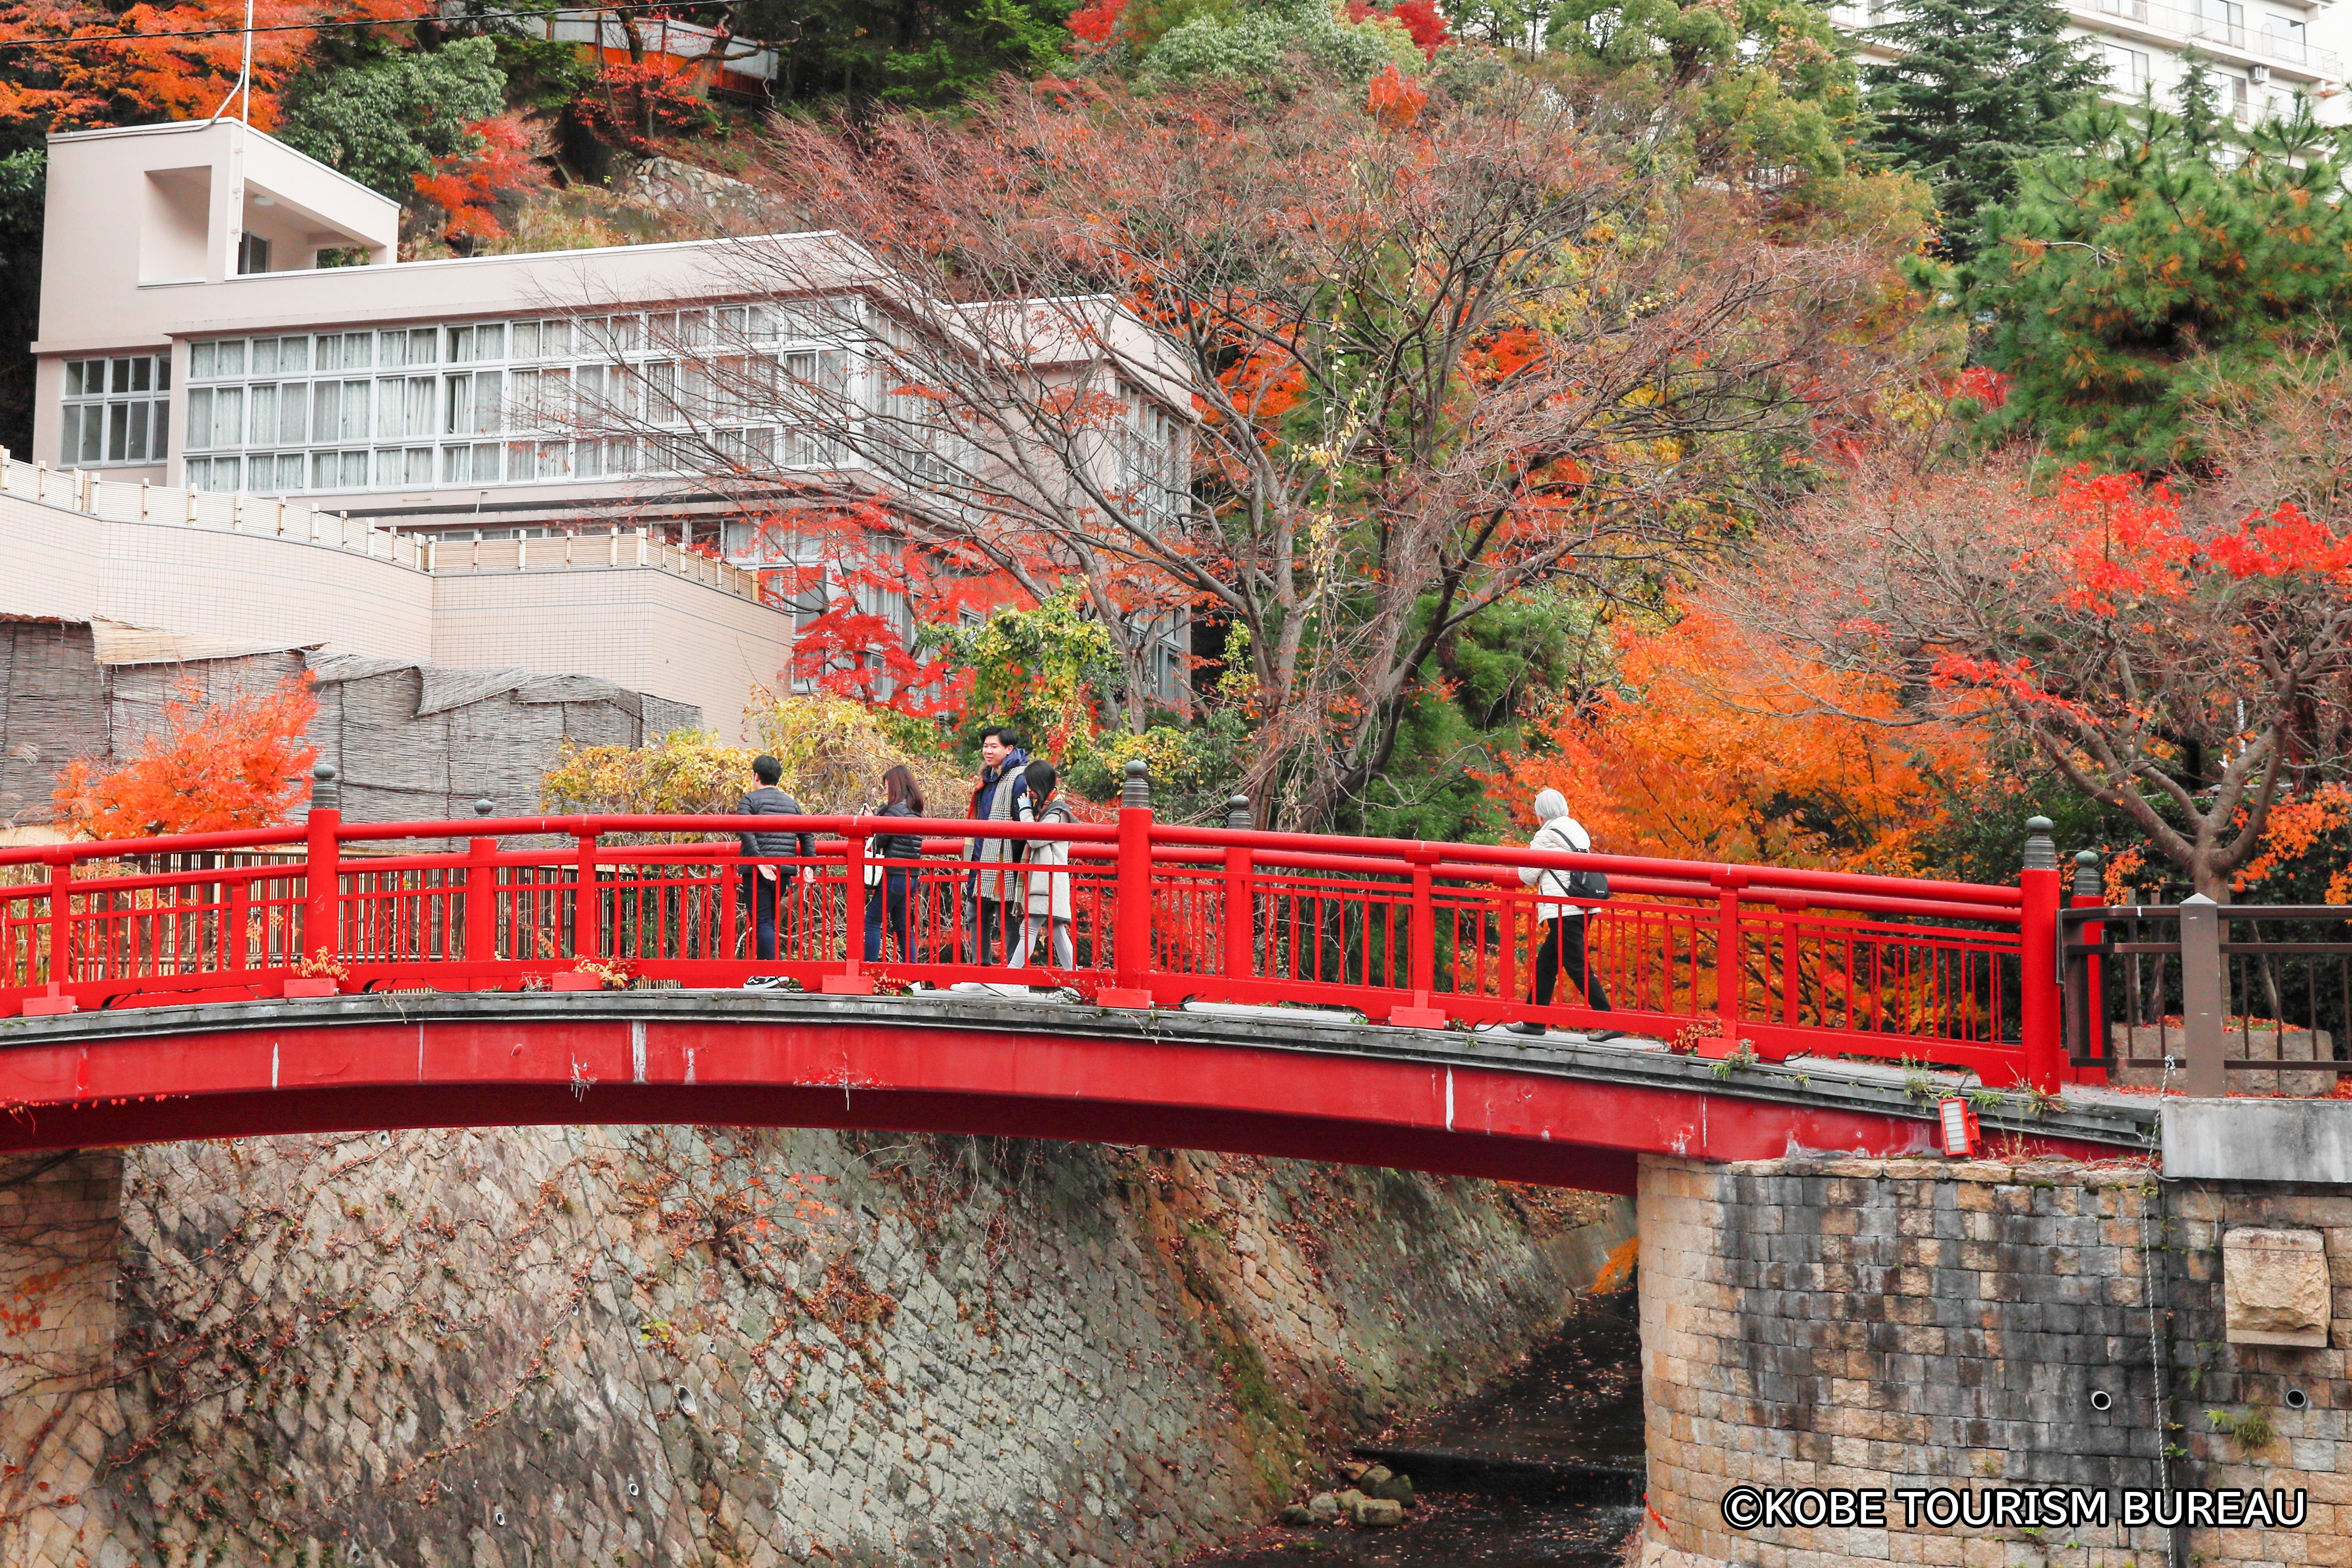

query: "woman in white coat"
left=1009, top=759, right=1077, bottom=970
left=1514, top=788, right=1620, bottom=1039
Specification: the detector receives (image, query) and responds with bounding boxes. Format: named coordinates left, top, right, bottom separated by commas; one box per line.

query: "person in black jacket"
left=964, top=726, right=1030, bottom=964
left=737, top=755, right=814, bottom=971
left=864, top=764, right=925, bottom=963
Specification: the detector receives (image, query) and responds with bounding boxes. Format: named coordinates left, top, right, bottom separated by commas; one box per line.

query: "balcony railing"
left=2080, top=0, right=2339, bottom=74
left=0, top=449, right=767, bottom=604
left=1833, top=0, right=2342, bottom=76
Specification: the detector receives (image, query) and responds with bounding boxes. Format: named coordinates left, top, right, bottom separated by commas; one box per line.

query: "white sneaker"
left=742, top=975, right=789, bottom=991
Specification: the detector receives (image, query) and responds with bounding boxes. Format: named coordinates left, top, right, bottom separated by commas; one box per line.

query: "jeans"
left=1008, top=913, right=1074, bottom=969
left=742, top=867, right=780, bottom=963
left=864, top=871, right=912, bottom=962
left=1532, top=916, right=1610, bottom=1010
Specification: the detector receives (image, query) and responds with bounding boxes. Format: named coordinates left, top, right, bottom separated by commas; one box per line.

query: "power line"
left=0, top=2, right=740, bottom=53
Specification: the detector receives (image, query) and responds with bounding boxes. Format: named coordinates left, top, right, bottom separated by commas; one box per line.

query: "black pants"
left=975, top=898, right=1014, bottom=965
left=1532, top=916, right=1610, bottom=1010
left=742, top=867, right=780, bottom=962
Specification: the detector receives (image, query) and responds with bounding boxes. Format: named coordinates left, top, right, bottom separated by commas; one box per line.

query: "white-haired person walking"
left=1514, top=788, right=1622, bottom=1040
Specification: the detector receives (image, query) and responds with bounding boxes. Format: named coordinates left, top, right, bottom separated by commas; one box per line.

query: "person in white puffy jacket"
left=1009, top=759, right=1077, bottom=970
left=1514, top=788, right=1619, bottom=1039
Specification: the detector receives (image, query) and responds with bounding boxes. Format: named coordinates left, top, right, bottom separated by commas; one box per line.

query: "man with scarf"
left=965, top=726, right=1031, bottom=964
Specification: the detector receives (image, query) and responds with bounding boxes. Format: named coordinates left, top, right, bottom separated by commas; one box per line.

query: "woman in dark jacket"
left=864, top=764, right=926, bottom=962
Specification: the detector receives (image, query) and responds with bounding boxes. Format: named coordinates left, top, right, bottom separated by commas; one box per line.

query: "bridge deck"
left=0, top=991, right=2154, bottom=1186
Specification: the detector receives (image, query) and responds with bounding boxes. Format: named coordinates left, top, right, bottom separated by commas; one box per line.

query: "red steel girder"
left=0, top=1009, right=2132, bottom=1188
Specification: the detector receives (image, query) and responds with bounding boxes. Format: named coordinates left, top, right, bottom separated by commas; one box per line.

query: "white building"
left=1831, top=0, right=2348, bottom=127
left=29, top=116, right=1196, bottom=713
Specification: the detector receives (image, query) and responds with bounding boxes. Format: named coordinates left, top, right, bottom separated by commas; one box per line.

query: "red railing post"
left=21, top=849, right=80, bottom=1015
left=302, top=763, right=341, bottom=972
left=46, top=853, right=70, bottom=982
left=574, top=831, right=600, bottom=961
left=228, top=874, right=250, bottom=977
left=824, top=822, right=876, bottom=995
left=1782, top=911, right=1802, bottom=1027
left=1103, top=761, right=1156, bottom=1009
left=1221, top=794, right=1254, bottom=984
left=1391, top=848, right=1446, bottom=1027
left=1498, top=877, right=1519, bottom=1009
left=2068, top=849, right=2107, bottom=1085
left=1222, top=846, right=1253, bottom=984
left=1711, top=866, right=1747, bottom=1037
left=2019, top=816, right=2063, bottom=1092
left=465, top=834, right=498, bottom=987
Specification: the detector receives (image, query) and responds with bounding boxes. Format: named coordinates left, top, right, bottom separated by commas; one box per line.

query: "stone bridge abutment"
left=1637, top=1105, right=2352, bottom=1568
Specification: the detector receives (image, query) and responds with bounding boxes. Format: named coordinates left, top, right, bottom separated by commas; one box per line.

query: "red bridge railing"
left=0, top=766, right=2074, bottom=1090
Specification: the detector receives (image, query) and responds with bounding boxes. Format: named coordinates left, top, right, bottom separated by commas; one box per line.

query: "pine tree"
left=1953, top=98, right=2352, bottom=472
left=1860, top=0, right=2107, bottom=257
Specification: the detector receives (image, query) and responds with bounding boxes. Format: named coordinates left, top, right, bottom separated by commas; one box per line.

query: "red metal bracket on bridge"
left=1388, top=990, right=1447, bottom=1029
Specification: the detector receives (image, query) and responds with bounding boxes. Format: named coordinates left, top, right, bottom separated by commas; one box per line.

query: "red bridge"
left=0, top=768, right=2147, bottom=1180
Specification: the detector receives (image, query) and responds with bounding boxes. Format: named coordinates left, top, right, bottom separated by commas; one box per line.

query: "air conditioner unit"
left=2250, top=63, right=2272, bottom=82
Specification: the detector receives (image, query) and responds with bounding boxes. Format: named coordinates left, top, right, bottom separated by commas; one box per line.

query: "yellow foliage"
left=541, top=729, right=761, bottom=817
left=747, top=690, right=967, bottom=817
left=542, top=698, right=970, bottom=823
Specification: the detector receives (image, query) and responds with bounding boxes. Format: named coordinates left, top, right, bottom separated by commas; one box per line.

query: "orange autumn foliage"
left=0, top=0, right=410, bottom=132
left=1491, top=609, right=1987, bottom=872
left=2230, top=784, right=2352, bottom=904
left=410, top=114, right=544, bottom=244
left=53, top=675, right=318, bottom=840
left=1365, top=65, right=1426, bottom=131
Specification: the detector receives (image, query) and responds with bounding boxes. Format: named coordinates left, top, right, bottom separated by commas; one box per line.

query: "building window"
left=2102, top=42, right=2152, bottom=93
left=2196, top=0, right=2246, bottom=47
left=2265, top=14, right=2307, bottom=61
left=173, top=312, right=845, bottom=497
left=60, top=354, right=171, bottom=465
left=237, top=232, right=270, bottom=275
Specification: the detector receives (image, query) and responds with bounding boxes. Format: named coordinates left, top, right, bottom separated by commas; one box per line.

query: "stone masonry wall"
left=1, top=1129, right=1632, bottom=1568
left=2167, top=1177, right=2352, bottom=1568
left=1637, top=1152, right=2346, bottom=1568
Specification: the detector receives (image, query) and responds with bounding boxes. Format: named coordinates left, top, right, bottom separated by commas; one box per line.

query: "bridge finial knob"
left=2073, top=848, right=2103, bottom=900
left=474, top=799, right=496, bottom=818
left=2022, top=816, right=2057, bottom=871
left=1121, top=759, right=1151, bottom=811
left=308, top=762, right=339, bottom=815
left=1225, top=794, right=1252, bottom=831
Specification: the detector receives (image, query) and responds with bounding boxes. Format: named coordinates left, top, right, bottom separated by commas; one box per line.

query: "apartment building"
left=29, top=116, right=1196, bottom=710
left=1832, top=0, right=2348, bottom=126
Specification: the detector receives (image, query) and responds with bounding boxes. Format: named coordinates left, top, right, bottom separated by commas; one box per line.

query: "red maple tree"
left=652, top=78, right=1914, bottom=826
left=1345, top=0, right=1449, bottom=58
left=52, top=675, right=318, bottom=840
left=1737, top=456, right=2352, bottom=898
left=411, top=113, right=546, bottom=246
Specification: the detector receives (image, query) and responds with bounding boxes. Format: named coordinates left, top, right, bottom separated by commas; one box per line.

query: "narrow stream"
left=1185, top=1290, right=1645, bottom=1567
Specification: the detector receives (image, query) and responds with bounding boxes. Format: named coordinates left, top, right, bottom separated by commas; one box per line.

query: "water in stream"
left=1183, top=1290, right=1645, bottom=1568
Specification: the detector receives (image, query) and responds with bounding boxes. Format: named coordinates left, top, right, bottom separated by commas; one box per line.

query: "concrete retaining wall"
left=0, top=1132, right=1631, bottom=1567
